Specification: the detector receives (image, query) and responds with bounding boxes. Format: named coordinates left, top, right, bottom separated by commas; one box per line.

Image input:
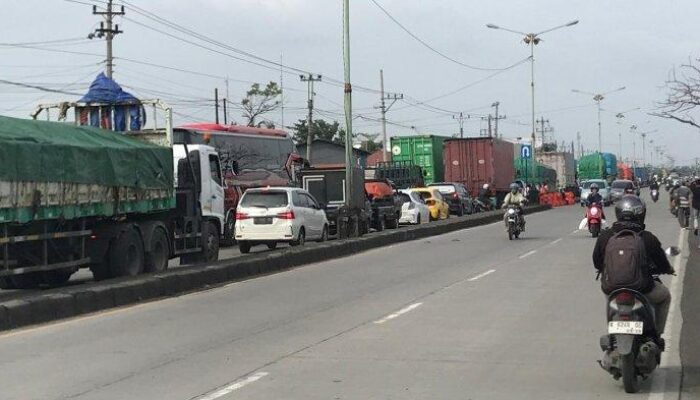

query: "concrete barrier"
left=0, top=205, right=550, bottom=331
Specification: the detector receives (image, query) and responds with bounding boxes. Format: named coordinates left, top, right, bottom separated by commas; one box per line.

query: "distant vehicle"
left=609, top=180, right=635, bottom=202
left=365, top=179, right=402, bottom=231
left=580, top=179, right=611, bottom=206
left=235, top=187, right=328, bottom=253
left=428, top=182, right=474, bottom=216
left=408, top=188, right=450, bottom=221
left=397, top=190, right=430, bottom=225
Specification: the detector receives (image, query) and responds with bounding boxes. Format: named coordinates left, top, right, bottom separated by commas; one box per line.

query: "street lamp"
left=572, top=86, right=626, bottom=153
left=614, top=107, right=639, bottom=160
left=487, top=19, right=579, bottom=161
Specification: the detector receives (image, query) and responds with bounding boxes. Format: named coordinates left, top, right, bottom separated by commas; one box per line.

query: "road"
left=0, top=194, right=687, bottom=400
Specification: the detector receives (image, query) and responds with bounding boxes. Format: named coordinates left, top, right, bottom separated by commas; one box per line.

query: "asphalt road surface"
left=0, top=192, right=688, bottom=400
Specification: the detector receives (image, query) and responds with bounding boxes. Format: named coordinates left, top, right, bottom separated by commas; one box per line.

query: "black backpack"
left=602, top=229, right=651, bottom=294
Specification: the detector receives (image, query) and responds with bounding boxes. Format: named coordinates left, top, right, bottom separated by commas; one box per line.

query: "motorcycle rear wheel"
left=591, top=224, right=600, bottom=238
left=621, top=353, right=640, bottom=393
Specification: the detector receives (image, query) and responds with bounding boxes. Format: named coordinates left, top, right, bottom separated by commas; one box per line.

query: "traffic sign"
left=520, top=144, right=532, bottom=159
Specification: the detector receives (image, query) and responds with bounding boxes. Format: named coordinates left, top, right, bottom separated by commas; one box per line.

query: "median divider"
left=0, top=205, right=551, bottom=331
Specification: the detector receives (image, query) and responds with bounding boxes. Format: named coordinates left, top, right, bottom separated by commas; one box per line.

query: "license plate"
left=608, top=321, right=643, bottom=335
left=254, top=217, right=273, bottom=225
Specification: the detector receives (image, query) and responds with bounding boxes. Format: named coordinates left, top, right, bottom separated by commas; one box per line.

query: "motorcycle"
left=586, top=203, right=603, bottom=238
left=505, top=205, right=522, bottom=240
left=677, top=196, right=690, bottom=228
left=599, top=247, right=680, bottom=393
left=474, top=198, right=493, bottom=213
left=650, top=189, right=659, bottom=203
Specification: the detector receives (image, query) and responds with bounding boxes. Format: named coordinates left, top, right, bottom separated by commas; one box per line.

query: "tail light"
left=452, top=193, right=459, bottom=199
left=615, top=292, right=635, bottom=306
left=276, top=211, right=295, bottom=220
left=235, top=212, right=249, bottom=220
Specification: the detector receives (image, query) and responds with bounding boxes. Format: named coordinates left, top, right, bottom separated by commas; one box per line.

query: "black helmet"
left=615, top=195, right=646, bottom=224
left=590, top=183, right=599, bottom=191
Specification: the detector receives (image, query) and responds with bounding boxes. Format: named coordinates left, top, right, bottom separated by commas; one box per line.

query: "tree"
left=292, top=118, right=346, bottom=145
left=241, top=82, right=282, bottom=127
left=654, top=58, right=700, bottom=130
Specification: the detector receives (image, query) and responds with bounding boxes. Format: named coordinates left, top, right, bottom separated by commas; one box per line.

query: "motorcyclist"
left=649, top=179, right=660, bottom=192
left=502, top=183, right=527, bottom=230
left=592, top=195, right=674, bottom=335
left=669, top=181, right=680, bottom=211
left=586, top=183, right=604, bottom=205
left=477, top=183, right=493, bottom=211
left=691, top=177, right=700, bottom=229
left=674, top=181, right=692, bottom=209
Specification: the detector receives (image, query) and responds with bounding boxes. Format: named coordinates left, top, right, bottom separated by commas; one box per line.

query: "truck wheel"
left=386, top=215, right=399, bottom=229
left=42, top=269, right=73, bottom=286
left=376, top=218, right=385, bottom=232
left=239, top=241, right=252, bottom=254
left=109, top=227, right=145, bottom=277
left=10, top=272, right=42, bottom=289
left=200, top=222, right=220, bottom=262
left=145, top=227, right=169, bottom=273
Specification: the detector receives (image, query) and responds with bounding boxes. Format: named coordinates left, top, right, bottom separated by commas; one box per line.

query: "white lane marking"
left=648, top=228, right=688, bottom=400
left=192, top=372, right=269, bottom=400
left=467, top=269, right=496, bottom=282
left=519, top=250, right=537, bottom=259
left=374, top=302, right=423, bottom=324
left=550, top=238, right=563, bottom=245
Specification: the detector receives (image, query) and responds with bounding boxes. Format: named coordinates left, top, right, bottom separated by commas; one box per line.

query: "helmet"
left=615, top=195, right=646, bottom=224
left=590, top=183, right=599, bottom=192
left=483, top=183, right=490, bottom=190
left=509, top=183, right=520, bottom=192
left=673, top=180, right=681, bottom=188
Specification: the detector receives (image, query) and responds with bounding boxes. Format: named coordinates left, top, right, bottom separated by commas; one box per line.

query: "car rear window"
left=398, top=193, right=411, bottom=203
left=429, top=185, right=455, bottom=194
left=416, top=191, right=432, bottom=201
left=583, top=181, right=605, bottom=189
left=611, top=181, right=632, bottom=189
left=240, top=191, right=289, bottom=208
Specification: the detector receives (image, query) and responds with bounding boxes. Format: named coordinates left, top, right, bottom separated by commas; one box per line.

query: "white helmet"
left=483, top=183, right=490, bottom=189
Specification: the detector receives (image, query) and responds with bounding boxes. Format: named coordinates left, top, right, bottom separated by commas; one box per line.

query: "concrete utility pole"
left=576, top=131, right=582, bottom=158
left=342, top=0, right=353, bottom=208
left=378, top=70, right=403, bottom=161
left=222, top=98, right=227, bottom=125
left=453, top=112, right=468, bottom=138
left=536, top=116, right=550, bottom=148
left=300, top=74, right=322, bottom=162
left=491, top=101, right=505, bottom=137
left=88, top=0, right=125, bottom=79
left=214, top=88, right=219, bottom=124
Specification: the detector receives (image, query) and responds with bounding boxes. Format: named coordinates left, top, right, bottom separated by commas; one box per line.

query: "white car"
left=397, top=190, right=431, bottom=225
left=235, top=187, right=329, bottom=253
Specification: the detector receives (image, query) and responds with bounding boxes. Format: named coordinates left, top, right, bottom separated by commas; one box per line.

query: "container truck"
left=1, top=109, right=223, bottom=289
left=601, top=153, right=618, bottom=182
left=632, top=166, right=649, bottom=185
left=390, top=135, right=447, bottom=184
left=538, top=152, right=575, bottom=188
left=364, top=161, right=424, bottom=189
left=618, top=163, right=634, bottom=181
left=578, top=152, right=617, bottom=183
left=443, top=137, right=515, bottom=202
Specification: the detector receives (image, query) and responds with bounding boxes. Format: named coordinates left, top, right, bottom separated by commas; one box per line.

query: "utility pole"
left=491, top=102, right=505, bottom=137
left=453, top=112, right=468, bottom=138
left=300, top=74, right=322, bottom=162
left=342, top=0, right=353, bottom=209
left=88, top=0, right=124, bottom=79
left=378, top=70, right=403, bottom=161
left=214, top=88, right=219, bottom=124
left=222, top=98, right=227, bottom=125
left=224, top=77, right=230, bottom=124
left=280, top=54, right=284, bottom=129
left=576, top=131, right=582, bottom=158
left=536, top=117, right=550, bottom=148
left=487, top=115, right=493, bottom=137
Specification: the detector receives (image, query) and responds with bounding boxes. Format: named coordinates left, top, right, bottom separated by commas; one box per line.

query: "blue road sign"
left=521, top=144, right=532, bottom=159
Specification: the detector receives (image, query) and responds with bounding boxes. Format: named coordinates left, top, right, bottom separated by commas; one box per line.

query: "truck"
left=365, top=179, right=402, bottom=231
left=538, top=152, right=575, bottom=189
left=390, top=135, right=447, bottom=184
left=443, top=137, right=515, bottom=202
left=578, top=152, right=617, bottom=183
left=299, top=166, right=371, bottom=238
left=364, top=161, right=424, bottom=189
left=0, top=110, right=223, bottom=289
left=632, top=166, right=649, bottom=185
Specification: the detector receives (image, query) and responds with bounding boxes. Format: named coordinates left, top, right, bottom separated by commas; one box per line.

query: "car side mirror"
left=665, top=246, right=681, bottom=257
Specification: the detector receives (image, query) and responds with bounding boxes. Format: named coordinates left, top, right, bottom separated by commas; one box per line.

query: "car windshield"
left=583, top=181, right=605, bottom=189
left=611, top=181, right=632, bottom=189
left=429, top=184, right=455, bottom=194
left=240, top=191, right=288, bottom=208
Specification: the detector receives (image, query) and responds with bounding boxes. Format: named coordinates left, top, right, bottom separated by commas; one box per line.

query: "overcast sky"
left=2, top=0, right=700, bottom=165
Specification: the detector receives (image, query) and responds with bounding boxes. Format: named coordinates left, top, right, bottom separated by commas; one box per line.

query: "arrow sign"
left=521, top=144, right=532, bottom=159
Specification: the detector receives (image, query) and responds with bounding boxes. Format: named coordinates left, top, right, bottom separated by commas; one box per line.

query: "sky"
left=1, top=0, right=700, bottom=165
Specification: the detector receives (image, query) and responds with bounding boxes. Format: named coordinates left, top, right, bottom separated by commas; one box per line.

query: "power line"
left=368, top=0, right=528, bottom=71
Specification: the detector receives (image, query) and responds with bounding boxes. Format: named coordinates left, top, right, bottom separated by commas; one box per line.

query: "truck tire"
left=386, top=215, right=399, bottom=229
left=109, top=227, right=145, bottom=277
left=182, top=221, right=220, bottom=264
left=375, top=218, right=385, bottom=232
left=42, top=269, right=73, bottom=286
left=144, top=227, right=169, bottom=273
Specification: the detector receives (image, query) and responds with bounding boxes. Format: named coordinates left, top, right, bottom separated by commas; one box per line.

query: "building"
left=297, top=139, right=370, bottom=168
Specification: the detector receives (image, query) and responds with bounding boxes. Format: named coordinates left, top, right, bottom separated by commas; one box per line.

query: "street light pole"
left=572, top=86, right=626, bottom=153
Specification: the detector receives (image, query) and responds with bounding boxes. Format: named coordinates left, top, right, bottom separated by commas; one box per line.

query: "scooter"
left=678, top=196, right=690, bottom=228
left=599, top=247, right=680, bottom=393
left=651, top=189, right=659, bottom=203
left=505, top=205, right=523, bottom=240
left=586, top=203, right=603, bottom=237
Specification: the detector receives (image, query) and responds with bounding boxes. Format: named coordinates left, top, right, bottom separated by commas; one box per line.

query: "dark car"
left=428, top=182, right=473, bottom=216
left=609, top=179, right=635, bottom=202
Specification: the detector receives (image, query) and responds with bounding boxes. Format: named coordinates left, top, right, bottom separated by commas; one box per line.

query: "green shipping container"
left=514, top=158, right=557, bottom=184
left=577, top=153, right=606, bottom=180
left=390, top=135, right=446, bottom=184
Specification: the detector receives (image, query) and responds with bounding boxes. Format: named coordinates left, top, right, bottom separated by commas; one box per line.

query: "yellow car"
left=410, top=188, right=450, bottom=221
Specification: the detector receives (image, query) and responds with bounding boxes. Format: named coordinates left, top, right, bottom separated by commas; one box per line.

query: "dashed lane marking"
left=374, top=302, right=423, bottom=324
left=191, top=372, right=269, bottom=400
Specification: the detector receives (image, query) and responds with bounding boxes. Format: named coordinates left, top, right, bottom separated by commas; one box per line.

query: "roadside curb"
left=0, top=205, right=551, bottom=331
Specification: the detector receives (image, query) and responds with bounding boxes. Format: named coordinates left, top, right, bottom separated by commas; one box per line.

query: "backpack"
left=601, top=229, right=651, bottom=294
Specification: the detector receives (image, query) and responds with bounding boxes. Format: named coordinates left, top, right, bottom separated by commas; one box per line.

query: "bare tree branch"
left=240, top=81, right=282, bottom=127
left=655, top=57, right=700, bottom=131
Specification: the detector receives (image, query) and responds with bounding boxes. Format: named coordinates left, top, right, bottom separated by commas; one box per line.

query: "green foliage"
left=292, top=118, right=346, bottom=145
left=241, top=81, right=282, bottom=127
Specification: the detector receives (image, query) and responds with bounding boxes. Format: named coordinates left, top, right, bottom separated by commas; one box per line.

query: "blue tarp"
left=79, top=73, right=143, bottom=131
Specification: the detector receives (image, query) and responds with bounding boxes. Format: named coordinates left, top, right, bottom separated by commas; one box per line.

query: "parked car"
left=397, top=190, right=430, bottom=225
left=235, top=187, right=328, bottom=253
left=428, top=182, right=474, bottom=216
left=580, top=179, right=611, bottom=206
left=409, top=188, right=450, bottom=221
left=609, top=179, right=635, bottom=202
